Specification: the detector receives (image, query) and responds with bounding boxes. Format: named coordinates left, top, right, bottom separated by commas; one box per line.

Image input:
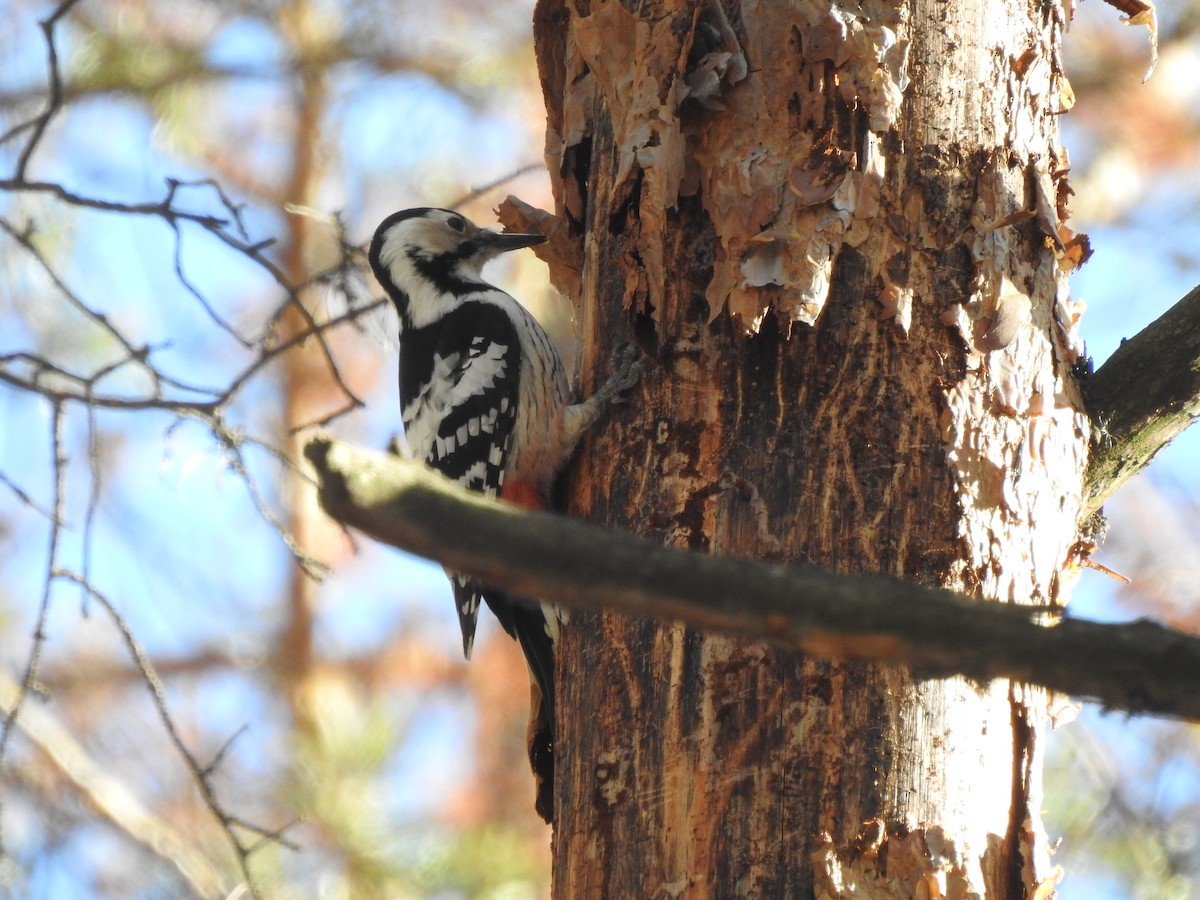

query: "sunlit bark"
left=529, top=1, right=1088, bottom=895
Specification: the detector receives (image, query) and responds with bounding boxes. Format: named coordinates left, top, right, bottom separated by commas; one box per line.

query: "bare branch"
left=214, top=425, right=332, bottom=581
left=1, top=178, right=361, bottom=405
left=158, top=177, right=262, bottom=345
left=13, top=0, right=85, bottom=179
left=306, top=437, right=1200, bottom=723
left=53, top=570, right=296, bottom=898
left=0, top=403, right=67, bottom=862
left=80, top=401, right=101, bottom=614
left=1084, top=283, right=1200, bottom=514
left=1, top=171, right=377, bottom=423
left=0, top=367, right=217, bottom=414
left=0, top=217, right=218, bottom=399
left=448, top=162, right=544, bottom=209
left=218, top=298, right=384, bottom=411
left=0, top=0, right=559, bottom=888
left=0, top=218, right=148, bottom=361
left=0, top=468, right=58, bottom=521
left=0, top=669, right=234, bottom=896
left=203, top=725, right=250, bottom=779
left=0, top=179, right=229, bottom=229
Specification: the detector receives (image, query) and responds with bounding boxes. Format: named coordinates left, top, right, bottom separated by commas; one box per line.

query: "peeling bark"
left=530, top=0, right=1088, bottom=896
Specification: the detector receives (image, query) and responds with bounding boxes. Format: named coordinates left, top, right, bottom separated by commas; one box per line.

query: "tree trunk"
left=529, top=0, right=1087, bottom=896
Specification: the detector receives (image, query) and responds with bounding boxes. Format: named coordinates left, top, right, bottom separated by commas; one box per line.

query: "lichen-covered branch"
left=306, top=436, right=1200, bottom=722
left=1084, top=283, right=1200, bottom=514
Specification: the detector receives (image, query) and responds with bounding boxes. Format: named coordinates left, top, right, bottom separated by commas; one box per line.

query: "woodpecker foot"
left=601, top=342, right=646, bottom=404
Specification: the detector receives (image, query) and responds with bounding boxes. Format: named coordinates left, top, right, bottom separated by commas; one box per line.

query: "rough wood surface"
left=525, top=0, right=1088, bottom=896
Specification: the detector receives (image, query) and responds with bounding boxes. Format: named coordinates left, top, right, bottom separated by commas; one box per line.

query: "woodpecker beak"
left=478, top=229, right=547, bottom=254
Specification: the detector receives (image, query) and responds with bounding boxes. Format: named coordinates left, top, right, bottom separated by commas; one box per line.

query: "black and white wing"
left=398, top=300, right=521, bottom=657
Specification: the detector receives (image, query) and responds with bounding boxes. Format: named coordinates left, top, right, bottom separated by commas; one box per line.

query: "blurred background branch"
left=0, top=668, right=232, bottom=897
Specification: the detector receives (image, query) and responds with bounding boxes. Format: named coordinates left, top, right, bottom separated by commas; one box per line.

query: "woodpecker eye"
left=446, top=215, right=466, bottom=233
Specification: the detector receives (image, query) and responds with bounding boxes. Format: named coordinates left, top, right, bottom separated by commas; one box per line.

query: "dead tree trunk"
left=526, top=0, right=1087, bottom=895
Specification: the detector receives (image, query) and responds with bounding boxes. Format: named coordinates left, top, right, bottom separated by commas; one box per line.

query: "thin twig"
left=203, top=724, right=250, bottom=778
left=0, top=468, right=58, bottom=521
left=0, top=216, right=226, bottom=398
left=0, top=179, right=229, bottom=228
left=168, top=218, right=254, bottom=347
left=161, top=177, right=258, bottom=345
left=449, top=162, right=544, bottom=209
left=0, top=402, right=68, bottom=859
left=217, top=298, right=384, bottom=409
left=214, top=423, right=331, bottom=580
left=14, top=0, right=86, bottom=180
left=0, top=669, right=234, bottom=896
left=0, top=368, right=217, bottom=414
left=0, top=217, right=151, bottom=364
left=0, top=175, right=375, bottom=420
left=52, top=569, right=296, bottom=897
left=80, top=400, right=101, bottom=615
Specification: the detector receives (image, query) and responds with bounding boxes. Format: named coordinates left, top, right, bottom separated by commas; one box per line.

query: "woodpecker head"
left=368, top=207, right=546, bottom=327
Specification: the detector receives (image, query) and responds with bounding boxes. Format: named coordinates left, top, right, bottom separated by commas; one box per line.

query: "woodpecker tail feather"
left=484, top=590, right=556, bottom=823
left=524, top=671, right=554, bottom=824
left=450, top=575, right=481, bottom=659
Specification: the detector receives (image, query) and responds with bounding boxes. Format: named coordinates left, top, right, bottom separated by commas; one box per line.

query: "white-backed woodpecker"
left=368, top=206, right=642, bottom=821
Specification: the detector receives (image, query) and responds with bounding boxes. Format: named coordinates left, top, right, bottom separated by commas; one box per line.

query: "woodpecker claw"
left=603, top=342, right=646, bottom=404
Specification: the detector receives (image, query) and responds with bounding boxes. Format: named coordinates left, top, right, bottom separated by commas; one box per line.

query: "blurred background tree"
left=0, top=0, right=1196, bottom=897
